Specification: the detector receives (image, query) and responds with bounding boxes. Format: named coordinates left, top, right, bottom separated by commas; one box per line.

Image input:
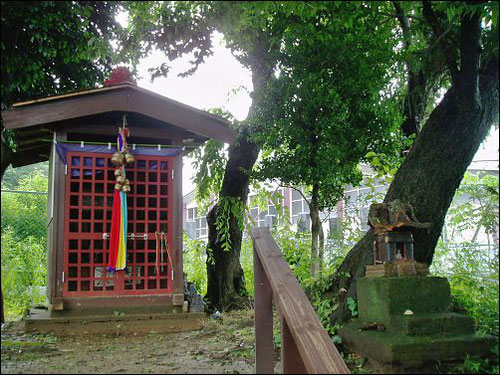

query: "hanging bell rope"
left=108, top=115, right=134, bottom=272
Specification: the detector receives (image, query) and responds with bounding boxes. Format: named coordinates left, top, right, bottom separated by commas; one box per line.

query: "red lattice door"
left=63, top=151, right=174, bottom=297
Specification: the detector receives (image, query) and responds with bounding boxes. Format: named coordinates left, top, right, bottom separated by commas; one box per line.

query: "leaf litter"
left=1, top=310, right=278, bottom=374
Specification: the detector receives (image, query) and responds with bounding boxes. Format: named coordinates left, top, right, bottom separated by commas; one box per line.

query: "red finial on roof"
left=104, top=67, right=136, bottom=87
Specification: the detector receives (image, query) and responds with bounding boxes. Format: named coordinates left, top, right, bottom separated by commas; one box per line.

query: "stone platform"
left=24, top=307, right=205, bottom=336
left=340, top=320, right=495, bottom=371
left=339, top=276, right=495, bottom=372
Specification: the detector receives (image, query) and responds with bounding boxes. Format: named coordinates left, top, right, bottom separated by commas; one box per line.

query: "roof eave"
left=2, top=85, right=236, bottom=144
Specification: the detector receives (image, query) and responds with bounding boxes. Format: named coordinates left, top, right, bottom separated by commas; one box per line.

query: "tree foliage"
left=329, top=0, right=498, bottom=323
left=252, top=2, right=404, bottom=212
left=447, top=172, right=499, bottom=238
left=1, top=171, right=48, bottom=242
left=123, top=1, right=296, bottom=310
left=1, top=1, right=124, bottom=322
left=122, top=1, right=499, bottom=312
left=1, top=162, right=49, bottom=190
left=244, top=2, right=410, bottom=275
left=1, top=1, right=122, bottom=109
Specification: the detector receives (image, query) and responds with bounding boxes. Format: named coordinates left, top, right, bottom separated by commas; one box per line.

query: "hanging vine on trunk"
left=210, top=196, right=245, bottom=255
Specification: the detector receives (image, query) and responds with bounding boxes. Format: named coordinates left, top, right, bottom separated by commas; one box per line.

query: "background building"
left=183, top=163, right=499, bottom=250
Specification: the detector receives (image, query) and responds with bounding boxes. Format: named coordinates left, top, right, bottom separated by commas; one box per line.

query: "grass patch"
left=1, top=340, right=44, bottom=348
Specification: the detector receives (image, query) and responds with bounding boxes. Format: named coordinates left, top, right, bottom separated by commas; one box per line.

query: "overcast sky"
left=134, top=32, right=252, bottom=195
left=133, top=33, right=499, bottom=196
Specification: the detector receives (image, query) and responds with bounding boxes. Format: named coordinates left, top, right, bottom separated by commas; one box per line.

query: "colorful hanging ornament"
left=108, top=116, right=132, bottom=272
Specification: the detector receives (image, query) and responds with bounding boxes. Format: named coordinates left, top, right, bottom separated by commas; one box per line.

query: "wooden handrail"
left=252, top=227, right=350, bottom=374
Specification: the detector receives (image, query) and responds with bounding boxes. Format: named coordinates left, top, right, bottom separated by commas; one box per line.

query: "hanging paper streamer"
left=108, top=116, right=134, bottom=272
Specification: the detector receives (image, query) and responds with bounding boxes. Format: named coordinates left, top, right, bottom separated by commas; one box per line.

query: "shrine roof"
left=2, top=83, right=235, bottom=144
left=2, top=83, right=236, bottom=167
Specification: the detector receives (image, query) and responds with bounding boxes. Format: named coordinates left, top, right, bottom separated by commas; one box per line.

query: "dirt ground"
left=2, top=308, right=483, bottom=374
left=0, top=311, right=490, bottom=375
left=1, top=310, right=282, bottom=374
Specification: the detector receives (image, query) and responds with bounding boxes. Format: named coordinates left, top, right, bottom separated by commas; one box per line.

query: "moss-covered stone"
left=357, top=276, right=451, bottom=325
left=339, top=276, right=495, bottom=370
left=339, top=320, right=496, bottom=368
left=390, top=313, right=475, bottom=336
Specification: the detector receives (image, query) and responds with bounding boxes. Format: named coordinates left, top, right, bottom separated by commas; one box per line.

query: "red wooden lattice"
left=63, top=151, right=174, bottom=297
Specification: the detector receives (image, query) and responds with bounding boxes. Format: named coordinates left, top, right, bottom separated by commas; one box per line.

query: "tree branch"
left=394, top=1, right=417, bottom=136
left=393, top=2, right=410, bottom=40
left=422, top=1, right=460, bottom=88
left=394, top=2, right=433, bottom=136
left=279, top=184, right=310, bottom=206
left=459, top=8, right=481, bottom=107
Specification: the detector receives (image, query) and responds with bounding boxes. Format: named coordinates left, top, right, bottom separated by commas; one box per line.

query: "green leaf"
left=365, top=151, right=377, bottom=158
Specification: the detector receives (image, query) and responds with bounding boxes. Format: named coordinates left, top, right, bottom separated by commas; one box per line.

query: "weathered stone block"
left=339, top=275, right=496, bottom=371
left=366, top=261, right=429, bottom=278
left=390, top=312, right=475, bottom=336
left=357, top=276, right=451, bottom=325
left=339, top=320, right=496, bottom=369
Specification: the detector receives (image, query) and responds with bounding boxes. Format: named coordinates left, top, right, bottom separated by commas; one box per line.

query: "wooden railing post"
left=254, top=241, right=274, bottom=374
left=252, top=227, right=350, bottom=374
left=279, top=310, right=307, bottom=374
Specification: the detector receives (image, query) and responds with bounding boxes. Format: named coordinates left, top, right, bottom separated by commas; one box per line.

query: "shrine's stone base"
left=357, top=276, right=453, bottom=329
left=339, top=276, right=496, bottom=372
left=24, top=307, right=205, bottom=336
left=339, top=320, right=495, bottom=372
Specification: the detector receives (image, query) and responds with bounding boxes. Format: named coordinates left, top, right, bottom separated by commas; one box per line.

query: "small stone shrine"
left=339, top=200, right=495, bottom=373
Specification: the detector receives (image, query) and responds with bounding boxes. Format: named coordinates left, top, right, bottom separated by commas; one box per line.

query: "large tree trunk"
left=204, top=128, right=260, bottom=312
left=1, top=133, right=14, bottom=323
left=319, top=217, right=325, bottom=272
left=204, top=50, right=274, bottom=312
left=1, top=133, right=12, bottom=179
left=310, top=184, right=321, bottom=277
left=330, top=56, right=499, bottom=323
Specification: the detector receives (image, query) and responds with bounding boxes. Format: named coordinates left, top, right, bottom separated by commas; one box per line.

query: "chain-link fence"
left=1, top=189, right=48, bottom=320
left=432, top=242, right=499, bottom=281
left=1, top=189, right=48, bottom=240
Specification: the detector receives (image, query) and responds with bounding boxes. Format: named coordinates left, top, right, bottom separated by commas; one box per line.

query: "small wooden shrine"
left=365, top=200, right=430, bottom=277
left=1, top=69, right=235, bottom=315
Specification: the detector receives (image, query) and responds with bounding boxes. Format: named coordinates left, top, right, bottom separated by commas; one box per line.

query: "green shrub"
left=1, top=171, right=49, bottom=321
left=433, top=241, right=499, bottom=337
left=1, top=229, right=47, bottom=320
left=1, top=171, right=48, bottom=241
left=431, top=172, right=499, bottom=373
left=240, top=237, right=254, bottom=297
left=432, top=172, right=499, bottom=338
left=182, top=232, right=255, bottom=298
left=272, top=225, right=312, bottom=285
left=183, top=232, right=208, bottom=295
